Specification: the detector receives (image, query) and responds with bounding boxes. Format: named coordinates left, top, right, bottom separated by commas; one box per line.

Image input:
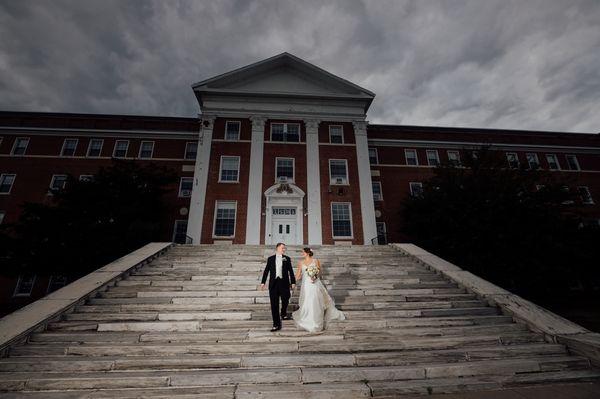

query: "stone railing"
left=390, top=243, right=600, bottom=367
left=0, top=242, right=173, bottom=356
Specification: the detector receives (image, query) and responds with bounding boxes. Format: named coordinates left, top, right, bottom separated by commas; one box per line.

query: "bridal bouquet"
left=306, top=264, right=319, bottom=282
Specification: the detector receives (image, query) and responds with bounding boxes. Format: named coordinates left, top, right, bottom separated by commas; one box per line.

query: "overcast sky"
left=1, top=0, right=599, bottom=133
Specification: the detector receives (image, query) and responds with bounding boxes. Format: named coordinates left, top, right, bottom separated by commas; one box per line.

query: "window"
left=506, top=152, right=519, bottom=168
left=566, top=155, right=580, bottom=171
left=49, top=174, right=68, bottom=194
left=372, top=181, right=383, bottom=201
left=275, top=157, right=294, bottom=182
left=213, top=201, right=236, bottom=237
left=546, top=154, right=560, bottom=170
left=13, top=274, right=36, bottom=297
left=0, top=174, right=16, bottom=194
left=172, top=220, right=188, bottom=244
left=113, top=140, right=129, bottom=158
left=179, top=177, right=193, bottom=197
left=60, top=138, right=78, bottom=156
left=87, top=139, right=103, bottom=157
left=11, top=137, right=29, bottom=155
left=79, top=175, right=94, bottom=182
left=426, top=150, right=440, bottom=166
left=329, top=125, right=344, bottom=144
left=526, top=153, right=540, bottom=169
left=0, top=210, right=5, bottom=224
left=138, top=141, right=154, bottom=158
left=219, top=156, right=240, bottom=182
left=409, top=182, right=423, bottom=197
left=405, top=149, right=418, bottom=166
left=368, top=148, right=378, bottom=165
left=578, top=186, right=594, bottom=204
left=271, top=123, right=300, bottom=142
left=331, top=202, right=353, bottom=238
left=47, top=275, right=67, bottom=294
left=447, top=150, right=460, bottom=166
left=185, top=142, right=197, bottom=160
left=471, top=150, right=479, bottom=160
left=225, top=121, right=241, bottom=141
left=329, top=159, right=349, bottom=185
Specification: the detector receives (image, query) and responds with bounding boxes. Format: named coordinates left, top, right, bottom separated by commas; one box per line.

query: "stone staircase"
left=1, top=244, right=599, bottom=398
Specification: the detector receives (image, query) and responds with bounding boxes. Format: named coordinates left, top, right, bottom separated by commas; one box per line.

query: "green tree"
left=0, top=159, right=178, bottom=278
left=402, top=147, right=600, bottom=300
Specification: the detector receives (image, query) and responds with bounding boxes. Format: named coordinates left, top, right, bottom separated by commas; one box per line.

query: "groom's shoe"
left=281, top=314, right=292, bottom=320
left=270, top=325, right=282, bottom=332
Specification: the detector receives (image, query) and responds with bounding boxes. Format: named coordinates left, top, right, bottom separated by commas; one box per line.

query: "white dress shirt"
left=275, top=254, right=283, bottom=278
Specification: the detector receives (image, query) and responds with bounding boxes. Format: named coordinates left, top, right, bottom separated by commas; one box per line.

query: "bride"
left=292, top=247, right=345, bottom=332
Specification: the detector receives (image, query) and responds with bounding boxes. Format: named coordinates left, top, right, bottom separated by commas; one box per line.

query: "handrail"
left=370, top=232, right=388, bottom=245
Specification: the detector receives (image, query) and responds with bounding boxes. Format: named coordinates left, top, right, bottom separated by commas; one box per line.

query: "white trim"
left=409, top=181, right=423, bottom=197
left=275, top=157, right=295, bottom=183
left=225, top=120, right=241, bottom=141
left=426, top=149, right=440, bottom=166
left=48, top=174, right=68, bottom=194
left=138, top=140, right=155, bottom=159
left=319, top=142, right=356, bottom=147
left=506, top=152, right=519, bottom=168
left=447, top=150, right=460, bottom=165
left=172, top=219, right=188, bottom=243
left=526, top=152, right=540, bottom=169
left=0, top=153, right=193, bottom=162
left=212, top=200, right=237, bottom=239
left=404, top=149, right=418, bottom=166
left=577, top=186, right=594, bottom=204
left=270, top=122, right=301, bottom=142
left=46, top=275, right=67, bottom=294
left=264, top=183, right=305, bottom=245
left=86, top=138, right=104, bottom=157
left=10, top=137, right=29, bottom=155
left=178, top=177, right=193, bottom=197
left=546, top=153, right=560, bottom=170
left=13, top=274, right=36, bottom=297
left=331, top=202, right=354, bottom=239
left=218, top=155, right=241, bottom=183
left=372, top=181, right=383, bottom=201
left=0, top=173, right=16, bottom=195
left=329, top=125, right=344, bottom=144
left=328, top=159, right=349, bottom=185
left=184, top=141, right=197, bottom=160
left=0, top=126, right=196, bottom=138
left=566, top=154, right=581, bottom=171
left=60, top=138, right=78, bottom=157
left=368, top=147, right=379, bottom=165
left=113, top=140, right=129, bottom=158
left=79, top=174, right=94, bottom=182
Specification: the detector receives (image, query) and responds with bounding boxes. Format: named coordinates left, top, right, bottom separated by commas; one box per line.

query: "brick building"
left=1, top=52, right=599, bottom=307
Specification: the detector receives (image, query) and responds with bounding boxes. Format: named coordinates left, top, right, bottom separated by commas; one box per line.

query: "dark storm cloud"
left=1, top=0, right=599, bottom=132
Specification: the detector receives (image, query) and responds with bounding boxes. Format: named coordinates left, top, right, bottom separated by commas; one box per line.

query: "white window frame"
left=172, top=220, right=188, bottom=243
left=225, top=121, right=241, bottom=141
left=213, top=200, right=237, bottom=238
left=60, top=138, right=78, bottom=157
left=331, top=202, right=353, bottom=239
left=405, top=149, right=418, bottom=166
left=184, top=141, right=197, bottom=160
left=113, top=140, right=130, bottom=158
left=426, top=150, right=440, bottom=166
left=13, top=274, right=36, bottom=297
left=218, top=155, right=241, bottom=183
left=275, top=157, right=295, bottom=183
left=79, top=174, right=94, bottom=182
left=447, top=150, right=461, bottom=165
left=329, top=159, right=349, bottom=185
left=48, top=174, right=68, bottom=194
left=46, top=275, right=67, bottom=294
left=372, top=181, right=383, bottom=201
left=578, top=186, right=594, bottom=205
left=546, top=154, right=560, bottom=170
left=178, top=177, right=193, bottom=197
left=566, top=154, right=580, bottom=171
left=368, top=147, right=379, bottom=165
left=506, top=152, right=519, bottom=168
left=409, top=182, right=423, bottom=197
left=138, top=141, right=155, bottom=159
left=526, top=153, right=540, bottom=169
left=0, top=173, right=16, bottom=195
left=270, top=122, right=301, bottom=142
left=87, top=139, right=104, bottom=157
left=11, top=137, right=29, bottom=156
left=329, top=125, right=344, bottom=144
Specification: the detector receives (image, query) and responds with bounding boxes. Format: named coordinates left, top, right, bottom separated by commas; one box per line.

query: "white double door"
left=271, top=207, right=298, bottom=245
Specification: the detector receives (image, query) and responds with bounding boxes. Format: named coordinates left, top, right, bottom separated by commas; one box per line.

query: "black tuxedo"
left=261, top=254, right=296, bottom=327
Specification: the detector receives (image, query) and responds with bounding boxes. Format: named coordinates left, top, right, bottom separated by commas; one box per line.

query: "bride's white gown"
left=292, top=259, right=346, bottom=332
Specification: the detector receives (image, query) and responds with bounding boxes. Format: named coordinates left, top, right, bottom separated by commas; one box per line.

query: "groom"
left=260, top=242, right=296, bottom=331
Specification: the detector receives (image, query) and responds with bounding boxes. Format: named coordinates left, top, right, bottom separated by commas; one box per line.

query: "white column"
left=245, top=116, right=266, bottom=244
left=186, top=115, right=215, bottom=244
left=305, top=119, right=323, bottom=245
left=353, top=120, right=377, bottom=245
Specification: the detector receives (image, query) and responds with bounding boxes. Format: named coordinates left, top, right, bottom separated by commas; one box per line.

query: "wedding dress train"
left=292, top=259, right=345, bottom=332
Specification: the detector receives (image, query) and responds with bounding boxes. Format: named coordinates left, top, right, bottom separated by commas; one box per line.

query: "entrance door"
left=271, top=207, right=298, bottom=244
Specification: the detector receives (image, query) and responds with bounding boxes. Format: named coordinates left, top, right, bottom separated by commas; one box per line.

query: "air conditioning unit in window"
left=181, top=190, right=191, bottom=197
left=333, top=177, right=347, bottom=185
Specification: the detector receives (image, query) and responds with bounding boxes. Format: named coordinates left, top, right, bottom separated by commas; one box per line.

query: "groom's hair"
left=275, top=242, right=285, bottom=249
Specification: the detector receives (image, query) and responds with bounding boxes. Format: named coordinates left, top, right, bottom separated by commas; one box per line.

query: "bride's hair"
left=303, top=247, right=314, bottom=257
